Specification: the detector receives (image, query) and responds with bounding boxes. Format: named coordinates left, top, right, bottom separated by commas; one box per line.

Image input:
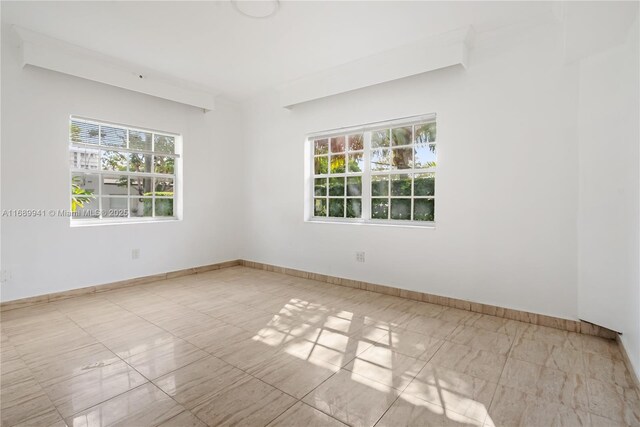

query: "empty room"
left=1, top=1, right=639, bottom=426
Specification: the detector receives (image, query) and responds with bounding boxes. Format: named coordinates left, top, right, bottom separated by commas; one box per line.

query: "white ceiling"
left=1, top=1, right=553, bottom=100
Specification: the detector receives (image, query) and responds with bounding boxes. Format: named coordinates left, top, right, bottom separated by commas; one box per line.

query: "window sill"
left=70, top=217, right=180, bottom=227
left=305, top=218, right=435, bottom=229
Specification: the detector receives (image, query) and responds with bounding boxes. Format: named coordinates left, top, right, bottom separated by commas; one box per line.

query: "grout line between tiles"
left=260, top=397, right=300, bottom=427
left=579, top=348, right=633, bottom=427
left=49, top=304, right=163, bottom=422
left=102, top=287, right=307, bottom=427
left=1, top=333, right=69, bottom=427
left=72, top=302, right=240, bottom=427
left=581, top=343, right=593, bottom=420
left=298, top=318, right=448, bottom=427
left=153, top=409, right=198, bottom=427
left=392, top=331, right=499, bottom=426
left=291, top=401, right=350, bottom=427
left=484, top=323, right=521, bottom=417
left=37, top=291, right=222, bottom=422
left=4, top=267, right=637, bottom=427
left=43, top=279, right=449, bottom=425
left=371, top=335, right=448, bottom=427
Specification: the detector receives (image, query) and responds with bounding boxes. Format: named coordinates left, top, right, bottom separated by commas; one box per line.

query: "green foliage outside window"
left=142, top=192, right=174, bottom=216
left=71, top=176, right=95, bottom=212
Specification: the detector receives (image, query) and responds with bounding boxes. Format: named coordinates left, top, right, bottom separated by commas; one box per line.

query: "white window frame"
left=69, top=116, right=182, bottom=226
left=305, top=114, right=436, bottom=227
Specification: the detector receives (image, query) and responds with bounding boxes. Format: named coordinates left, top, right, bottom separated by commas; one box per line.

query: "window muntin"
left=310, top=116, right=436, bottom=224
left=69, top=117, right=179, bottom=223
left=313, top=132, right=365, bottom=219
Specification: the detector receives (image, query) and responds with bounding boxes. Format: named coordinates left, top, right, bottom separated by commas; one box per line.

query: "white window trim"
left=305, top=113, right=437, bottom=227
left=69, top=116, right=182, bottom=226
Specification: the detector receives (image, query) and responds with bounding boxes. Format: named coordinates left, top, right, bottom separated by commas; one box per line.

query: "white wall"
left=241, top=21, right=581, bottom=321
left=577, top=16, right=640, bottom=375
left=0, top=27, right=243, bottom=302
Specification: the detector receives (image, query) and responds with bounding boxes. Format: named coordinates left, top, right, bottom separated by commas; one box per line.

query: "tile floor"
left=1, top=266, right=638, bottom=427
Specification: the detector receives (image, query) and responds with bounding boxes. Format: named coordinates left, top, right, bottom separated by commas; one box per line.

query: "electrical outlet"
left=131, top=249, right=140, bottom=260
left=0, top=270, right=12, bottom=283
left=356, top=251, right=365, bottom=263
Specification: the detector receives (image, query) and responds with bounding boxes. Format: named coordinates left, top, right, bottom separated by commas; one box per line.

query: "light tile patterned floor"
left=1, top=266, right=638, bottom=427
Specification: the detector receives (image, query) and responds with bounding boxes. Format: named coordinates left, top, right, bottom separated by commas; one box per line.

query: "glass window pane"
left=390, top=198, right=411, bottom=220
left=129, top=130, right=152, bottom=151
left=391, top=147, right=413, bottom=169
left=102, top=197, right=128, bottom=217
left=414, top=199, right=435, bottom=221
left=414, top=173, right=435, bottom=196
left=102, top=175, right=128, bottom=196
left=71, top=173, right=98, bottom=216
left=69, top=147, right=99, bottom=170
left=346, top=198, right=362, bottom=218
left=71, top=173, right=98, bottom=193
left=330, top=136, right=345, bottom=153
left=101, top=151, right=128, bottom=171
left=328, top=198, right=344, bottom=217
left=371, top=129, right=390, bottom=148
left=154, top=135, right=175, bottom=154
left=415, top=143, right=436, bottom=169
left=70, top=121, right=99, bottom=145
left=348, top=152, right=363, bottom=173
left=348, top=134, right=364, bottom=151
left=314, top=156, right=328, bottom=175
left=129, top=177, right=153, bottom=196
left=347, top=176, right=362, bottom=196
left=314, top=198, right=327, bottom=217
left=101, top=126, right=127, bottom=148
left=371, top=175, right=389, bottom=197
left=73, top=197, right=99, bottom=218
left=330, top=154, right=345, bottom=173
left=391, top=174, right=412, bottom=196
left=130, top=153, right=152, bottom=173
left=371, top=198, right=389, bottom=219
left=154, top=156, right=175, bottom=174
left=130, top=197, right=152, bottom=217
left=329, top=177, right=345, bottom=196
left=155, top=177, right=174, bottom=196
left=314, top=178, right=327, bottom=196
left=415, top=122, right=436, bottom=144
left=155, top=198, right=174, bottom=217
left=314, top=139, right=329, bottom=155
left=391, top=126, right=412, bottom=146
left=371, top=149, right=391, bottom=171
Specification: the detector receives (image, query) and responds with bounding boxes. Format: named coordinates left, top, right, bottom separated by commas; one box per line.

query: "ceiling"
left=1, top=1, right=553, bottom=100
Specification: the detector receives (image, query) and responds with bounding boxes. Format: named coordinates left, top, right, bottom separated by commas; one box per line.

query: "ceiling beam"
left=15, top=26, right=217, bottom=111
left=278, top=26, right=473, bottom=109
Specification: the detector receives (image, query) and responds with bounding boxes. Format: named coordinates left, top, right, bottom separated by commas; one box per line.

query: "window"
left=309, top=115, right=436, bottom=225
left=69, top=117, right=180, bottom=223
